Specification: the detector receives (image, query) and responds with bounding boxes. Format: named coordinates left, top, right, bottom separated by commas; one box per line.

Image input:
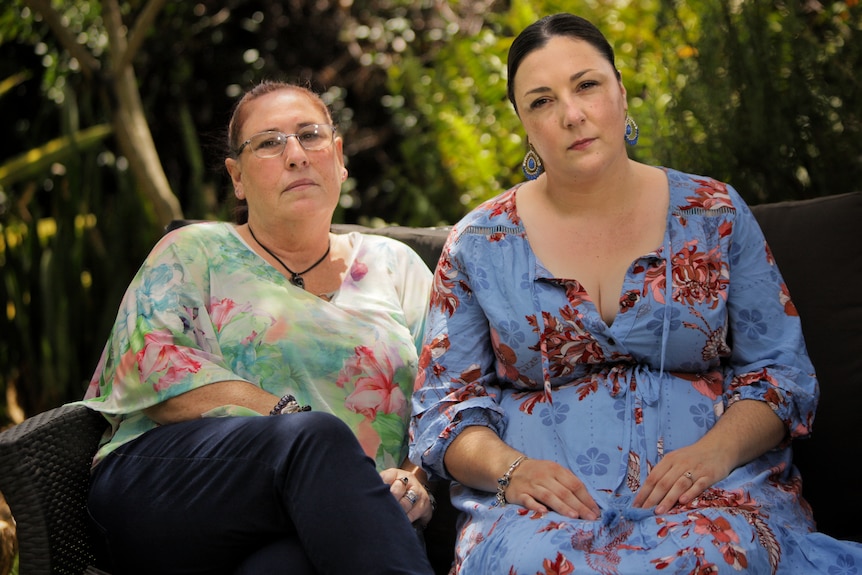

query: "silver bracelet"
left=494, top=455, right=528, bottom=507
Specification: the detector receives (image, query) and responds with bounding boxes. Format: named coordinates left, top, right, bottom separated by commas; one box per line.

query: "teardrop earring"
left=522, top=143, right=544, bottom=180
left=624, top=113, right=639, bottom=146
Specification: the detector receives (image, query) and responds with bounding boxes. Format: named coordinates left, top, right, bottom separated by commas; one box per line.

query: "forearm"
left=144, top=380, right=279, bottom=423
left=443, top=426, right=524, bottom=492
left=700, top=398, right=786, bottom=470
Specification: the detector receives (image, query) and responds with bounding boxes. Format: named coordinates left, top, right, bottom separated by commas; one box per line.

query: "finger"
left=389, top=475, right=410, bottom=498
left=400, top=488, right=419, bottom=518
left=654, top=472, right=697, bottom=514
left=406, top=495, right=429, bottom=524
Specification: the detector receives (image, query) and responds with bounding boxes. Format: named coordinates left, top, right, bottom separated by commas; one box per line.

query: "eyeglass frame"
left=234, top=124, right=338, bottom=158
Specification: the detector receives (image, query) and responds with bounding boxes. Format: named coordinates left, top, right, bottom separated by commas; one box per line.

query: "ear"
left=335, top=137, right=347, bottom=181
left=225, top=157, right=244, bottom=199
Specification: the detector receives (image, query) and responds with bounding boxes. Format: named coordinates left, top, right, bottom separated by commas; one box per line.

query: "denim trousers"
left=87, top=411, right=433, bottom=575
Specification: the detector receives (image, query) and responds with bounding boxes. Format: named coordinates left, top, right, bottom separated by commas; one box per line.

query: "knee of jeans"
left=272, top=410, right=355, bottom=448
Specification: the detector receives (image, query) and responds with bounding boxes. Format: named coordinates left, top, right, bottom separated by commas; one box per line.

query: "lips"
left=569, top=138, right=595, bottom=151
left=284, top=178, right=315, bottom=191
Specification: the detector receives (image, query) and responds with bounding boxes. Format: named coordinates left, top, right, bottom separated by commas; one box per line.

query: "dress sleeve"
left=83, top=227, right=256, bottom=415
left=409, top=231, right=506, bottom=481
left=724, top=190, right=818, bottom=439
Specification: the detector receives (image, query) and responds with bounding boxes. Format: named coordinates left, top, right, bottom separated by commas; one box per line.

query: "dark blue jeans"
left=88, top=411, right=433, bottom=575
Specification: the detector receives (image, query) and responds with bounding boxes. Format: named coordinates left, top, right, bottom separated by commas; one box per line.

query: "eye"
left=578, top=79, right=599, bottom=91
left=298, top=129, right=324, bottom=144
left=528, top=96, right=552, bottom=110
left=253, top=133, right=285, bottom=150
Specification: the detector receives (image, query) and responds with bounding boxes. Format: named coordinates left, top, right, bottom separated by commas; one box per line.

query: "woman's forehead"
left=242, top=90, right=328, bottom=131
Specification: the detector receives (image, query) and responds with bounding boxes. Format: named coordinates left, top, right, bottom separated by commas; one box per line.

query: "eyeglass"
left=236, top=124, right=337, bottom=158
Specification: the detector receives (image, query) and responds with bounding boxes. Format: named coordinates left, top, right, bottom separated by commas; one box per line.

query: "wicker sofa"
left=1, top=191, right=860, bottom=574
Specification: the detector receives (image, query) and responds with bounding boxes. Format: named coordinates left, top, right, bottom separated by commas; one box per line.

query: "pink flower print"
left=337, top=345, right=406, bottom=419
left=136, top=330, right=202, bottom=391
left=210, top=297, right=251, bottom=333
left=350, top=261, right=368, bottom=282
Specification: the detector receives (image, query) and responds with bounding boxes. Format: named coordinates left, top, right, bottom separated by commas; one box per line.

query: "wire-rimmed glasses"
left=236, top=124, right=337, bottom=158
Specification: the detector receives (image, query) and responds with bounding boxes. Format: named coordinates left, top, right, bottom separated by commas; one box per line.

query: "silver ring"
left=683, top=471, right=694, bottom=483
left=403, top=489, right=418, bottom=506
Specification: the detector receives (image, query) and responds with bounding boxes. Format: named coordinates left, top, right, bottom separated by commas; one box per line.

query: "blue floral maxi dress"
left=410, top=169, right=862, bottom=574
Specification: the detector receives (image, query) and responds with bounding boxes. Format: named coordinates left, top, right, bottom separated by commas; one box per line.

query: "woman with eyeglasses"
left=82, top=80, right=435, bottom=574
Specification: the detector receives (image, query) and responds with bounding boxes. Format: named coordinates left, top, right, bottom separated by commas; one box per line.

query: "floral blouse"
left=84, top=222, right=432, bottom=470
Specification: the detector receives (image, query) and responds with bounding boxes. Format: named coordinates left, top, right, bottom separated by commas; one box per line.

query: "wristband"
left=269, top=394, right=311, bottom=416
left=494, top=455, right=527, bottom=507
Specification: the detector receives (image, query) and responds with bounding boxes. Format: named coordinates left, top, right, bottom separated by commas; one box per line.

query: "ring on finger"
left=402, top=489, right=418, bottom=506
left=683, top=471, right=694, bottom=484
left=399, top=476, right=409, bottom=486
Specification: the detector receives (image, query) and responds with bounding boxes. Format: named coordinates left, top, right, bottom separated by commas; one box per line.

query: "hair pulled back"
left=506, top=13, right=618, bottom=112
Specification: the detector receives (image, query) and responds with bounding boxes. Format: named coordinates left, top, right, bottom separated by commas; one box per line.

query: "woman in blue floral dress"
left=410, top=13, right=862, bottom=575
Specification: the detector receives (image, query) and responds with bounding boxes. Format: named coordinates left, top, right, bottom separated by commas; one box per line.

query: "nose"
left=283, top=136, right=309, bottom=168
left=561, top=97, right=586, bottom=127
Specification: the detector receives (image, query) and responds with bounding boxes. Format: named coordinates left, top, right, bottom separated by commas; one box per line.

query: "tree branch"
left=22, top=0, right=100, bottom=77
left=119, top=0, right=169, bottom=71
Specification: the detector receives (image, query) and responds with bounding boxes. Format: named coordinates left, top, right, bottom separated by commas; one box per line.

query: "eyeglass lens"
left=246, top=125, right=335, bottom=157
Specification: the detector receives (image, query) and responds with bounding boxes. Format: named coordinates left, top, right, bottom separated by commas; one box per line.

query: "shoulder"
left=449, top=185, right=524, bottom=243
left=347, top=231, right=431, bottom=271
left=147, top=221, right=243, bottom=266
left=663, top=168, right=749, bottom=215
left=160, top=221, right=235, bottom=244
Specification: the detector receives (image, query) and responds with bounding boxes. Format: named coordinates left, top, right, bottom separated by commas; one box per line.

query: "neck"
left=541, top=159, right=638, bottom=217
left=245, top=223, right=331, bottom=289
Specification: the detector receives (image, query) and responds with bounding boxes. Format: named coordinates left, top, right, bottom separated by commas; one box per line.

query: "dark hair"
left=506, top=14, right=619, bottom=112
left=226, top=80, right=335, bottom=223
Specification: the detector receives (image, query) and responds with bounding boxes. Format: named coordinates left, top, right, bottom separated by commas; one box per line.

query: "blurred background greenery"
left=1, top=0, right=860, bottom=425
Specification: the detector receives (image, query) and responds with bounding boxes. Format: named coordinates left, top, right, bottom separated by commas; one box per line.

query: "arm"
left=409, top=227, right=598, bottom=518
left=444, top=426, right=599, bottom=520
left=144, top=380, right=280, bottom=423
left=634, top=184, right=817, bottom=512
left=633, top=399, right=784, bottom=513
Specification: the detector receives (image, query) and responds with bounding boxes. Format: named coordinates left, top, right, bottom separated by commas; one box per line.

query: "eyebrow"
left=522, top=69, right=595, bottom=98
left=256, top=122, right=323, bottom=134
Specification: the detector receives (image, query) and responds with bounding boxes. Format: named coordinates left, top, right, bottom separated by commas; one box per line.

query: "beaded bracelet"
left=269, top=394, right=311, bottom=416
left=494, top=455, right=528, bottom=507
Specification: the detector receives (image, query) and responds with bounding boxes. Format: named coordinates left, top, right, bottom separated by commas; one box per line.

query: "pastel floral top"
left=406, top=169, right=860, bottom=574
left=83, top=222, right=432, bottom=470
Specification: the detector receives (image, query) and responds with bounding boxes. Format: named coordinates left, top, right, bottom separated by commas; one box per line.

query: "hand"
left=379, top=467, right=434, bottom=527
left=632, top=443, right=733, bottom=514
left=504, top=458, right=599, bottom=521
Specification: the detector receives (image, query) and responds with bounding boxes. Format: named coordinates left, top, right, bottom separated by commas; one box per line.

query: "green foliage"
left=654, top=0, right=862, bottom=203
left=1, top=0, right=861, bottom=426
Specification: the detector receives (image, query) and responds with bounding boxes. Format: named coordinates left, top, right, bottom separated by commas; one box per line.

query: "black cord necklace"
left=247, top=225, right=331, bottom=290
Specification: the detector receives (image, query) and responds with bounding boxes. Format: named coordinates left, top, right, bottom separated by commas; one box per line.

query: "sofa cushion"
left=750, top=192, right=862, bottom=542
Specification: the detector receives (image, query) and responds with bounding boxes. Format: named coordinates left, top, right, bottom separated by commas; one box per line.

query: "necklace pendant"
left=290, top=275, right=305, bottom=289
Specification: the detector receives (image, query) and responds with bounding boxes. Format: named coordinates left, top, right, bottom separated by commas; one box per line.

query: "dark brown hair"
left=506, top=14, right=619, bottom=113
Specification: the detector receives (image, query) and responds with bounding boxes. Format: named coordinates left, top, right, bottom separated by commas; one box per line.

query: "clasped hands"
left=380, top=468, right=435, bottom=527
left=502, top=444, right=733, bottom=520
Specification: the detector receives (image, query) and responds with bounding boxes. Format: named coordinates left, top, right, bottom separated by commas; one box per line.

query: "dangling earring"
left=522, top=142, right=544, bottom=180
left=624, top=113, right=639, bottom=146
